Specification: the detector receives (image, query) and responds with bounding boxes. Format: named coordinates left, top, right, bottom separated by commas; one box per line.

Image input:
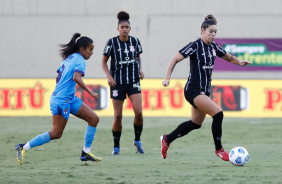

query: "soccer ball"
left=229, top=147, right=249, bottom=166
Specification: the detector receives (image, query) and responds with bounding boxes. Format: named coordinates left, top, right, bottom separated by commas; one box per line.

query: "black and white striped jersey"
left=103, top=36, right=143, bottom=85
left=179, top=39, right=226, bottom=94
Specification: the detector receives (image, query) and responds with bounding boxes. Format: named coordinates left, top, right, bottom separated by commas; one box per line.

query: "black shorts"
left=110, top=82, right=141, bottom=100
left=184, top=87, right=210, bottom=109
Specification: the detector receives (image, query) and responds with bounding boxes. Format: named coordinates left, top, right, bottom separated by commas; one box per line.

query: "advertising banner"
left=1, top=79, right=282, bottom=117
left=214, top=38, right=282, bottom=71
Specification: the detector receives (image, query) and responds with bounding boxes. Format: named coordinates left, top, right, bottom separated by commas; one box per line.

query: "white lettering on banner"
left=224, top=44, right=265, bottom=54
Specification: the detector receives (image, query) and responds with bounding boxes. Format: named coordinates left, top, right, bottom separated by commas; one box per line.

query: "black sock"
left=134, top=124, right=143, bottom=141
left=112, top=130, right=121, bottom=148
left=212, top=111, right=224, bottom=150
left=167, top=120, right=201, bottom=143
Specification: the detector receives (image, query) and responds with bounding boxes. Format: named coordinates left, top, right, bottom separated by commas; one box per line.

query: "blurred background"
left=1, top=0, right=282, bottom=118
left=1, top=0, right=282, bottom=79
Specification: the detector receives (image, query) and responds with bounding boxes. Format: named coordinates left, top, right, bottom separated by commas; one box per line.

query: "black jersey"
left=179, top=39, right=226, bottom=94
left=103, top=36, right=143, bottom=85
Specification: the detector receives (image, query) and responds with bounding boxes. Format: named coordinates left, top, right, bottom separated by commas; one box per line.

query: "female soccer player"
left=16, top=33, right=102, bottom=165
left=102, top=11, right=145, bottom=155
left=160, top=15, right=251, bottom=161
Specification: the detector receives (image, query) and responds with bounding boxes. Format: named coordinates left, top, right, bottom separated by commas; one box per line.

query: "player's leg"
left=160, top=104, right=205, bottom=159
left=129, top=93, right=144, bottom=154
left=193, top=95, right=229, bottom=161
left=111, top=99, right=124, bottom=155
left=16, top=104, right=69, bottom=165
left=73, top=99, right=102, bottom=162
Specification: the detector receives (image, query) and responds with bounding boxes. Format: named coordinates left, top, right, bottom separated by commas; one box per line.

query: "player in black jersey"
left=102, top=11, right=145, bottom=155
left=160, top=15, right=251, bottom=161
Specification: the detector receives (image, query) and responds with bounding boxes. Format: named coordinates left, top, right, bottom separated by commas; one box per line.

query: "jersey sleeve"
left=214, top=42, right=226, bottom=57
left=136, top=38, right=143, bottom=55
left=103, top=39, right=113, bottom=57
left=179, top=42, right=197, bottom=58
left=74, top=56, right=86, bottom=77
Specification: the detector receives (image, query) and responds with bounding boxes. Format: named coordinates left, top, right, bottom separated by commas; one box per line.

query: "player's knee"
left=114, top=113, right=123, bottom=121
left=88, top=116, right=99, bottom=127
left=49, top=131, right=63, bottom=140
left=213, top=111, right=224, bottom=121
left=135, top=111, right=143, bottom=120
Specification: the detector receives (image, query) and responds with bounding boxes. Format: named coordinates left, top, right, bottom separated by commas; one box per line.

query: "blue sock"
left=84, top=125, right=96, bottom=148
left=29, top=132, right=51, bottom=148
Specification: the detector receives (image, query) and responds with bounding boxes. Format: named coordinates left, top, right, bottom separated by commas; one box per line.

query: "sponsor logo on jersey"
left=124, top=49, right=129, bottom=54
left=133, top=82, right=141, bottom=91
left=185, top=48, right=193, bottom=55
left=119, top=59, right=136, bottom=65
left=202, top=65, right=214, bottom=69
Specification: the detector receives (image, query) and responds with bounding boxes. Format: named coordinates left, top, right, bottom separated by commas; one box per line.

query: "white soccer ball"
left=229, top=147, right=249, bottom=166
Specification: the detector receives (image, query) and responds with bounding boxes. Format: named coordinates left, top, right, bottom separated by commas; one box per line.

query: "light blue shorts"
left=50, top=96, right=83, bottom=120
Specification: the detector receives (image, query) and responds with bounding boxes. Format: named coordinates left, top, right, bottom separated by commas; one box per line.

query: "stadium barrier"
left=0, top=78, right=281, bottom=117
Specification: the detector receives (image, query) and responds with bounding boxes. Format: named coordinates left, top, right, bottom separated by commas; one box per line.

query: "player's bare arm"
left=136, top=55, right=144, bottom=79
left=73, top=72, right=98, bottom=99
left=221, top=53, right=252, bottom=66
left=101, top=55, right=116, bottom=87
left=163, top=52, right=185, bottom=87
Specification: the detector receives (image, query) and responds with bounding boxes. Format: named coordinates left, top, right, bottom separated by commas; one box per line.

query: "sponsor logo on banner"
left=125, top=83, right=184, bottom=110
left=210, top=86, right=248, bottom=111
left=214, top=39, right=282, bottom=71
left=1, top=79, right=282, bottom=118
left=223, top=43, right=282, bottom=67
left=0, top=82, right=47, bottom=110
left=75, top=85, right=108, bottom=110
left=264, top=88, right=282, bottom=111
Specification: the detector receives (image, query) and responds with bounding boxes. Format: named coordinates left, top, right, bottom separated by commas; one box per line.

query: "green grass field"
left=0, top=116, right=281, bottom=184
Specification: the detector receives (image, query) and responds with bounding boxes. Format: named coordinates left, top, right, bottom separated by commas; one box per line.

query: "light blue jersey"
left=50, top=53, right=86, bottom=104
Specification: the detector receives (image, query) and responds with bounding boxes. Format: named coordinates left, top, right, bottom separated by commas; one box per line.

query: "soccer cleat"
left=215, top=148, right=230, bottom=161
left=160, top=135, right=170, bottom=159
left=80, top=150, right=102, bottom=162
left=112, top=147, right=120, bottom=155
left=16, top=144, right=27, bottom=165
left=133, top=140, right=145, bottom=154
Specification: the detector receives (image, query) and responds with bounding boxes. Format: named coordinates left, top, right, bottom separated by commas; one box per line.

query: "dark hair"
left=117, top=11, right=130, bottom=25
left=201, top=14, right=217, bottom=30
left=59, top=33, right=93, bottom=60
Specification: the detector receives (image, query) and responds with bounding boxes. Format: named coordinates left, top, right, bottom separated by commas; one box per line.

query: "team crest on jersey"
left=112, top=90, right=118, bottom=97
left=64, top=108, right=68, bottom=115
left=129, top=46, right=135, bottom=52
left=212, top=49, right=216, bottom=56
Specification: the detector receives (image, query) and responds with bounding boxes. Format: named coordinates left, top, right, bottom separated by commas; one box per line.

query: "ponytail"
left=59, top=33, right=93, bottom=60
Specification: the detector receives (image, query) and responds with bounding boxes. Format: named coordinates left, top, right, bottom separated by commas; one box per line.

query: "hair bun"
left=117, top=11, right=130, bottom=20
left=205, top=14, right=217, bottom=24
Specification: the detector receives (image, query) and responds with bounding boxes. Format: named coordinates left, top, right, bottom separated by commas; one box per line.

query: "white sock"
left=23, top=142, right=31, bottom=151
left=83, top=147, right=91, bottom=153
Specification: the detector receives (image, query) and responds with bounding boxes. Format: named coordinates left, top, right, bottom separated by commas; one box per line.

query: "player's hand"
left=107, top=75, right=116, bottom=87
left=139, top=71, right=144, bottom=80
left=240, top=60, right=252, bottom=66
left=90, top=91, right=99, bottom=100
left=162, top=80, right=170, bottom=87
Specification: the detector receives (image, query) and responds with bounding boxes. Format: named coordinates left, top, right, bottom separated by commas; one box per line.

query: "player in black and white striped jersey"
left=160, top=15, right=251, bottom=161
left=102, top=11, right=145, bottom=155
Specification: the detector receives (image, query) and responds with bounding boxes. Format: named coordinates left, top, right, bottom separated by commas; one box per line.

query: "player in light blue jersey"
left=16, top=33, right=102, bottom=165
